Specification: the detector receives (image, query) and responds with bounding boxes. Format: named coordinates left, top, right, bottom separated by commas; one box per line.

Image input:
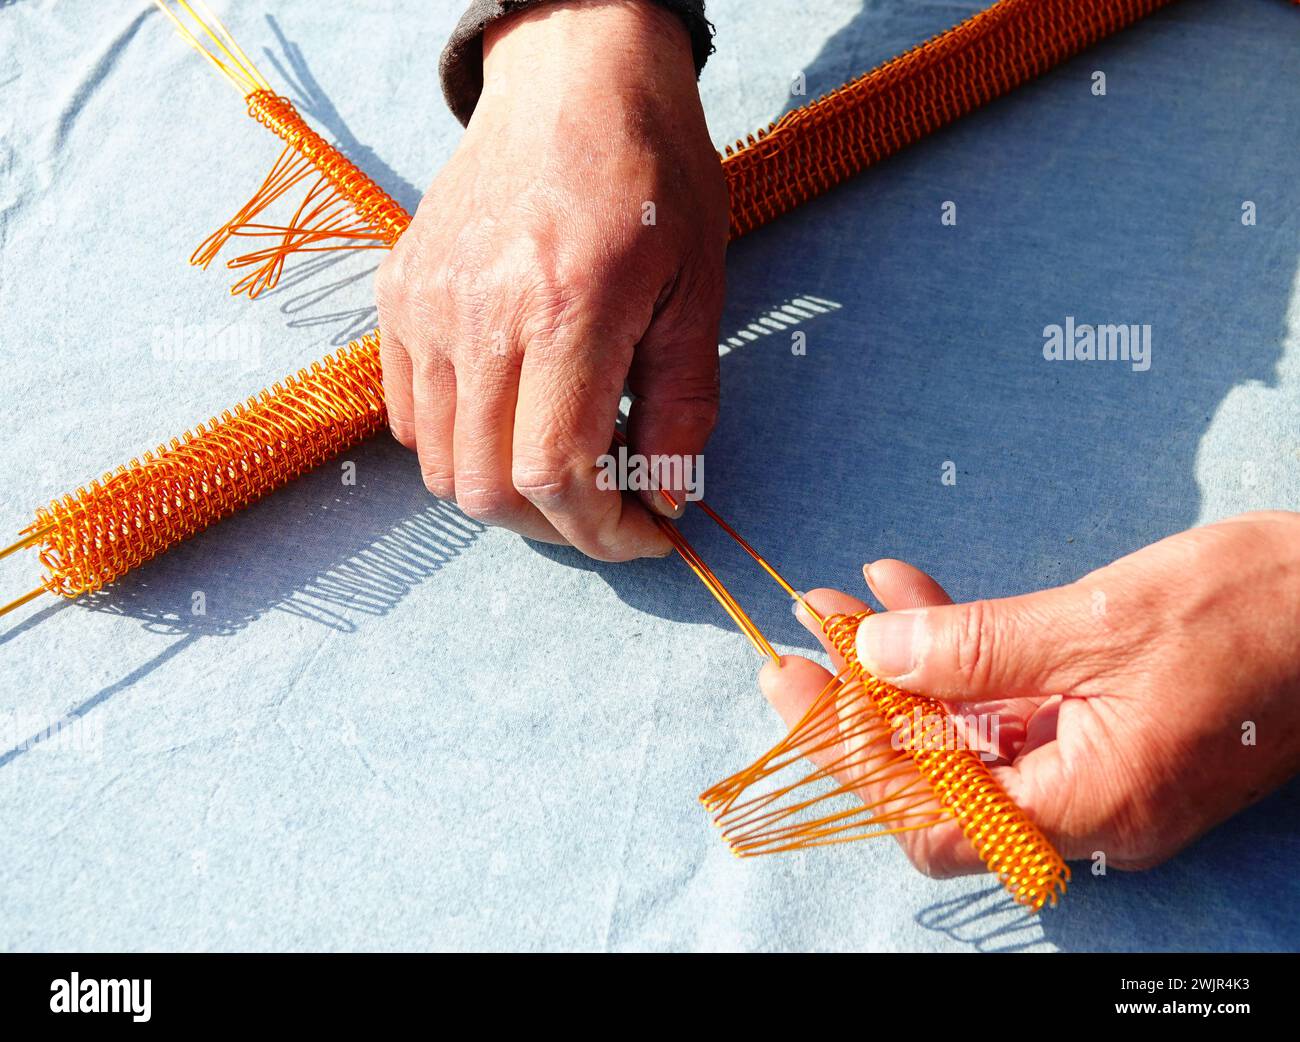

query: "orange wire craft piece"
left=703, top=611, right=1070, bottom=910
left=11, top=0, right=1272, bottom=909
left=29, top=337, right=386, bottom=599
left=193, top=91, right=411, bottom=298
left=720, top=0, right=1182, bottom=237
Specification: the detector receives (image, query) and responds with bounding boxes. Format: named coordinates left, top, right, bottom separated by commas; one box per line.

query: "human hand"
left=376, top=0, right=728, bottom=560
left=762, top=511, right=1300, bottom=875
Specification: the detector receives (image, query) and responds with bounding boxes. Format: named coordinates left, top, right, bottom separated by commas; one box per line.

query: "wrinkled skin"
left=763, top=511, right=1300, bottom=875
left=377, top=0, right=728, bottom=560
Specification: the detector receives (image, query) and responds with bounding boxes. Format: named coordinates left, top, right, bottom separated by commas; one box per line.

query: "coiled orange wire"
left=824, top=614, right=1070, bottom=910
left=32, top=336, right=387, bottom=597
left=246, top=92, right=410, bottom=244
left=192, top=93, right=412, bottom=298
left=14, top=0, right=1261, bottom=907
left=721, top=0, right=1180, bottom=236
left=698, top=609, right=1071, bottom=909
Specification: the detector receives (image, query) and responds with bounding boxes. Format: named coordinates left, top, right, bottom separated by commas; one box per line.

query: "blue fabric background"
left=1, top=0, right=1298, bottom=951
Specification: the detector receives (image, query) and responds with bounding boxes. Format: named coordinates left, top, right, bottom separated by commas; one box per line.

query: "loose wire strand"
left=608, top=430, right=814, bottom=652
left=0, top=524, right=52, bottom=561
left=153, top=0, right=271, bottom=97
left=654, top=517, right=778, bottom=662
left=0, top=525, right=54, bottom=615
left=191, top=94, right=412, bottom=297
left=0, top=586, right=47, bottom=618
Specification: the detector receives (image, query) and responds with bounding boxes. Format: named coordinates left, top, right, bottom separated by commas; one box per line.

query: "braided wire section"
left=702, top=609, right=1070, bottom=909
left=26, top=335, right=385, bottom=598
left=722, top=0, right=1178, bottom=238
left=822, top=612, right=1068, bottom=910
left=244, top=92, right=412, bottom=245
left=192, top=93, right=414, bottom=297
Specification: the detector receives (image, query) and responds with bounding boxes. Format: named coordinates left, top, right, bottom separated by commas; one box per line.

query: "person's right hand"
left=376, top=0, right=729, bottom=560
left=762, top=511, right=1300, bottom=877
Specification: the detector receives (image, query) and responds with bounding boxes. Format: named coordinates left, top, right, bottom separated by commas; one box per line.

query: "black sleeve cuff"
left=439, top=1, right=714, bottom=127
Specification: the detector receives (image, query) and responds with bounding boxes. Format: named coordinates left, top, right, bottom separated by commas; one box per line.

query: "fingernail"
left=856, top=610, right=926, bottom=679
left=792, top=597, right=817, bottom=633
left=757, top=657, right=784, bottom=699
left=651, top=488, right=684, bottom=518
left=862, top=561, right=878, bottom=592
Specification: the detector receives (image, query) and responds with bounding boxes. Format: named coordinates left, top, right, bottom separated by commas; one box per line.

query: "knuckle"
left=952, top=600, right=999, bottom=691
left=896, top=828, right=958, bottom=880
left=419, top=459, right=454, bottom=500
left=582, top=539, right=638, bottom=565
left=455, top=485, right=516, bottom=524
left=518, top=282, right=586, bottom=346
left=375, top=252, right=411, bottom=316
left=575, top=507, right=639, bottom=564
left=390, top=418, right=418, bottom=451
left=544, top=280, right=592, bottom=328
left=439, top=256, right=480, bottom=302
left=908, top=850, right=947, bottom=881
left=511, top=457, right=578, bottom=506
left=572, top=514, right=637, bottom=564
left=410, top=343, right=447, bottom=381
left=672, top=386, right=720, bottom=434
left=379, top=338, right=414, bottom=382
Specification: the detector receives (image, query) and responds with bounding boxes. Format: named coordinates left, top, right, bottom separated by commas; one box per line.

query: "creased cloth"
left=0, top=0, right=1297, bottom=952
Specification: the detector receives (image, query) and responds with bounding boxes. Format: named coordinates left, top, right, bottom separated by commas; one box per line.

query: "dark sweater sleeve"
left=439, top=1, right=714, bottom=126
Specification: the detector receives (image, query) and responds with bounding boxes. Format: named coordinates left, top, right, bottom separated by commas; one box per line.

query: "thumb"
left=625, top=274, right=724, bottom=517
left=854, top=584, right=1090, bottom=702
